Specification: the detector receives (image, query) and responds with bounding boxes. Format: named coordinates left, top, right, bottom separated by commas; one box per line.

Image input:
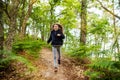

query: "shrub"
left=67, top=45, right=99, bottom=59
left=0, top=50, right=34, bottom=70
left=85, top=58, right=120, bottom=80
left=12, top=37, right=46, bottom=57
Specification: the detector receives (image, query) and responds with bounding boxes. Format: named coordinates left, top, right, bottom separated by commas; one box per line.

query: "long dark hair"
left=51, top=23, right=63, bottom=33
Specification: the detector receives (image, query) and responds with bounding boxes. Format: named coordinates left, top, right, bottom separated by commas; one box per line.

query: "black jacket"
left=47, top=30, right=65, bottom=45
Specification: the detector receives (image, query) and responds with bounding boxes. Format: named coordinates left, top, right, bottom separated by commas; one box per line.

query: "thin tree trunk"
left=0, top=0, right=4, bottom=58
left=0, top=23, right=4, bottom=58
left=80, top=0, right=87, bottom=45
left=18, top=0, right=26, bottom=33
left=49, top=1, right=56, bottom=28
left=50, top=6, right=54, bottom=26
left=41, top=23, right=45, bottom=41
left=0, top=22, right=4, bottom=50
left=112, top=0, right=119, bottom=60
left=20, top=0, right=36, bottom=38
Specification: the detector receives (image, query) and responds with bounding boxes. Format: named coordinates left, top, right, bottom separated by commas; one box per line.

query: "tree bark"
left=49, top=3, right=54, bottom=28
left=4, top=0, right=19, bottom=50
left=5, top=17, right=16, bottom=50
left=0, top=0, right=4, bottom=58
left=20, top=0, right=36, bottom=38
left=112, top=0, right=119, bottom=54
left=41, top=24, right=45, bottom=41
left=80, top=0, right=87, bottom=45
left=49, top=0, right=57, bottom=28
left=0, top=22, right=4, bottom=50
left=18, top=0, right=26, bottom=33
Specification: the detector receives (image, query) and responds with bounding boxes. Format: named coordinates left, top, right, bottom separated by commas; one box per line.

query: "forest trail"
left=30, top=48, right=86, bottom=80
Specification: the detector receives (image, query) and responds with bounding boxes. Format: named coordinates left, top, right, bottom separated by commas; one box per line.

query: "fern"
left=84, top=69, right=104, bottom=80
left=0, top=50, right=35, bottom=71
left=12, top=38, right=45, bottom=57
left=67, top=45, right=100, bottom=59
left=85, top=58, right=120, bottom=80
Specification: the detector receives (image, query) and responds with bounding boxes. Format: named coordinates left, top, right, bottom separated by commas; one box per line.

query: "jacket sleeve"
left=60, top=32, right=65, bottom=39
left=47, top=32, right=52, bottom=44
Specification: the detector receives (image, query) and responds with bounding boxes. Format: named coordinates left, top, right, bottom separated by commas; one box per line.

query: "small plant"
left=12, top=37, right=46, bottom=57
left=67, top=45, right=99, bottom=59
left=0, top=50, right=34, bottom=70
left=84, top=58, right=120, bottom=80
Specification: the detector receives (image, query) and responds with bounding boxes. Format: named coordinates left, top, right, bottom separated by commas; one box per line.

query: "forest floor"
left=0, top=48, right=88, bottom=80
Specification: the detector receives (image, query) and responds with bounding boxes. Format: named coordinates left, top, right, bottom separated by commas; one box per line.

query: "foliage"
left=12, top=37, right=46, bottom=58
left=1, top=0, right=120, bottom=79
left=67, top=44, right=101, bottom=59
left=0, top=50, right=34, bottom=71
left=85, top=58, right=120, bottom=80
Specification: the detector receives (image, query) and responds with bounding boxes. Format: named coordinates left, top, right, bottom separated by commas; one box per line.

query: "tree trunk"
left=0, top=23, right=4, bottom=58
left=5, top=17, right=16, bottom=50
left=20, top=0, right=36, bottom=38
left=0, top=0, right=4, bottom=58
left=41, top=25, right=45, bottom=41
left=49, top=1, right=56, bottom=28
left=50, top=6, right=54, bottom=26
left=3, top=0, right=20, bottom=50
left=18, top=0, right=26, bottom=34
left=0, top=21, right=4, bottom=50
left=112, top=0, right=119, bottom=60
left=80, top=0, right=87, bottom=45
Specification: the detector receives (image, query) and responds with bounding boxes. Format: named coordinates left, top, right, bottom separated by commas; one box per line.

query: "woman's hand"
left=57, top=34, right=61, bottom=36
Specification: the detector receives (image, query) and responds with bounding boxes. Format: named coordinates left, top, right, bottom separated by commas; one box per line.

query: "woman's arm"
left=60, top=32, right=65, bottom=39
left=57, top=32, right=65, bottom=39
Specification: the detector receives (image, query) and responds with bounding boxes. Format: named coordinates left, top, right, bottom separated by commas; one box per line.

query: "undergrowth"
left=12, top=37, right=46, bottom=58
left=0, top=36, right=46, bottom=79
left=0, top=50, right=34, bottom=70
left=84, top=58, right=120, bottom=80
left=66, top=44, right=120, bottom=80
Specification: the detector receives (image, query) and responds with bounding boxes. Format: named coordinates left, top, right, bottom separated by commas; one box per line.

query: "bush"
left=84, top=58, right=120, bottom=80
left=12, top=37, right=46, bottom=57
left=67, top=43, right=120, bottom=80
left=0, top=50, right=34, bottom=70
left=67, top=45, right=99, bottom=59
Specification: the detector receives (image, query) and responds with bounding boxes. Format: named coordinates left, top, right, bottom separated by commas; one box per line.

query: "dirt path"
left=29, top=48, right=86, bottom=80
left=0, top=48, right=87, bottom=80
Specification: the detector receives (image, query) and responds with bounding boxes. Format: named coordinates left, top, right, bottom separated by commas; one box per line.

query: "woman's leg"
left=57, top=46, right=61, bottom=64
left=52, top=46, right=58, bottom=68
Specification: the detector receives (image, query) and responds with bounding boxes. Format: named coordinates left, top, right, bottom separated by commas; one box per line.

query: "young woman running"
left=47, top=24, right=65, bottom=72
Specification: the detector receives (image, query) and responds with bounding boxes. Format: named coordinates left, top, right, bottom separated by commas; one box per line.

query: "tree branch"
left=97, top=0, right=120, bottom=20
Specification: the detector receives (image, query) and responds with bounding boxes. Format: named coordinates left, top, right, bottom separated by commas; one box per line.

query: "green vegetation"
left=85, top=58, right=120, bottom=80
left=12, top=37, right=46, bottom=57
left=0, top=0, right=120, bottom=79
left=0, top=50, right=34, bottom=70
left=0, top=37, right=45, bottom=69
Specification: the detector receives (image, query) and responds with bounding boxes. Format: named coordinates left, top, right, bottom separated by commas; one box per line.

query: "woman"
left=47, top=24, right=65, bottom=72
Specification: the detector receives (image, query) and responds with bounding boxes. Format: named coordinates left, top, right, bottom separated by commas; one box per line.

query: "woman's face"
left=53, top=24, right=59, bottom=31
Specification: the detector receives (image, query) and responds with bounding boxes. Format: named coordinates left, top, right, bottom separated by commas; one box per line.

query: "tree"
left=31, top=1, right=51, bottom=41
left=2, top=0, right=36, bottom=50
left=97, top=0, right=120, bottom=20
left=49, top=0, right=60, bottom=26
left=0, top=0, right=4, bottom=58
left=4, top=0, right=20, bottom=50
left=112, top=0, right=119, bottom=54
left=80, top=0, right=87, bottom=45
left=20, top=0, right=37, bottom=38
